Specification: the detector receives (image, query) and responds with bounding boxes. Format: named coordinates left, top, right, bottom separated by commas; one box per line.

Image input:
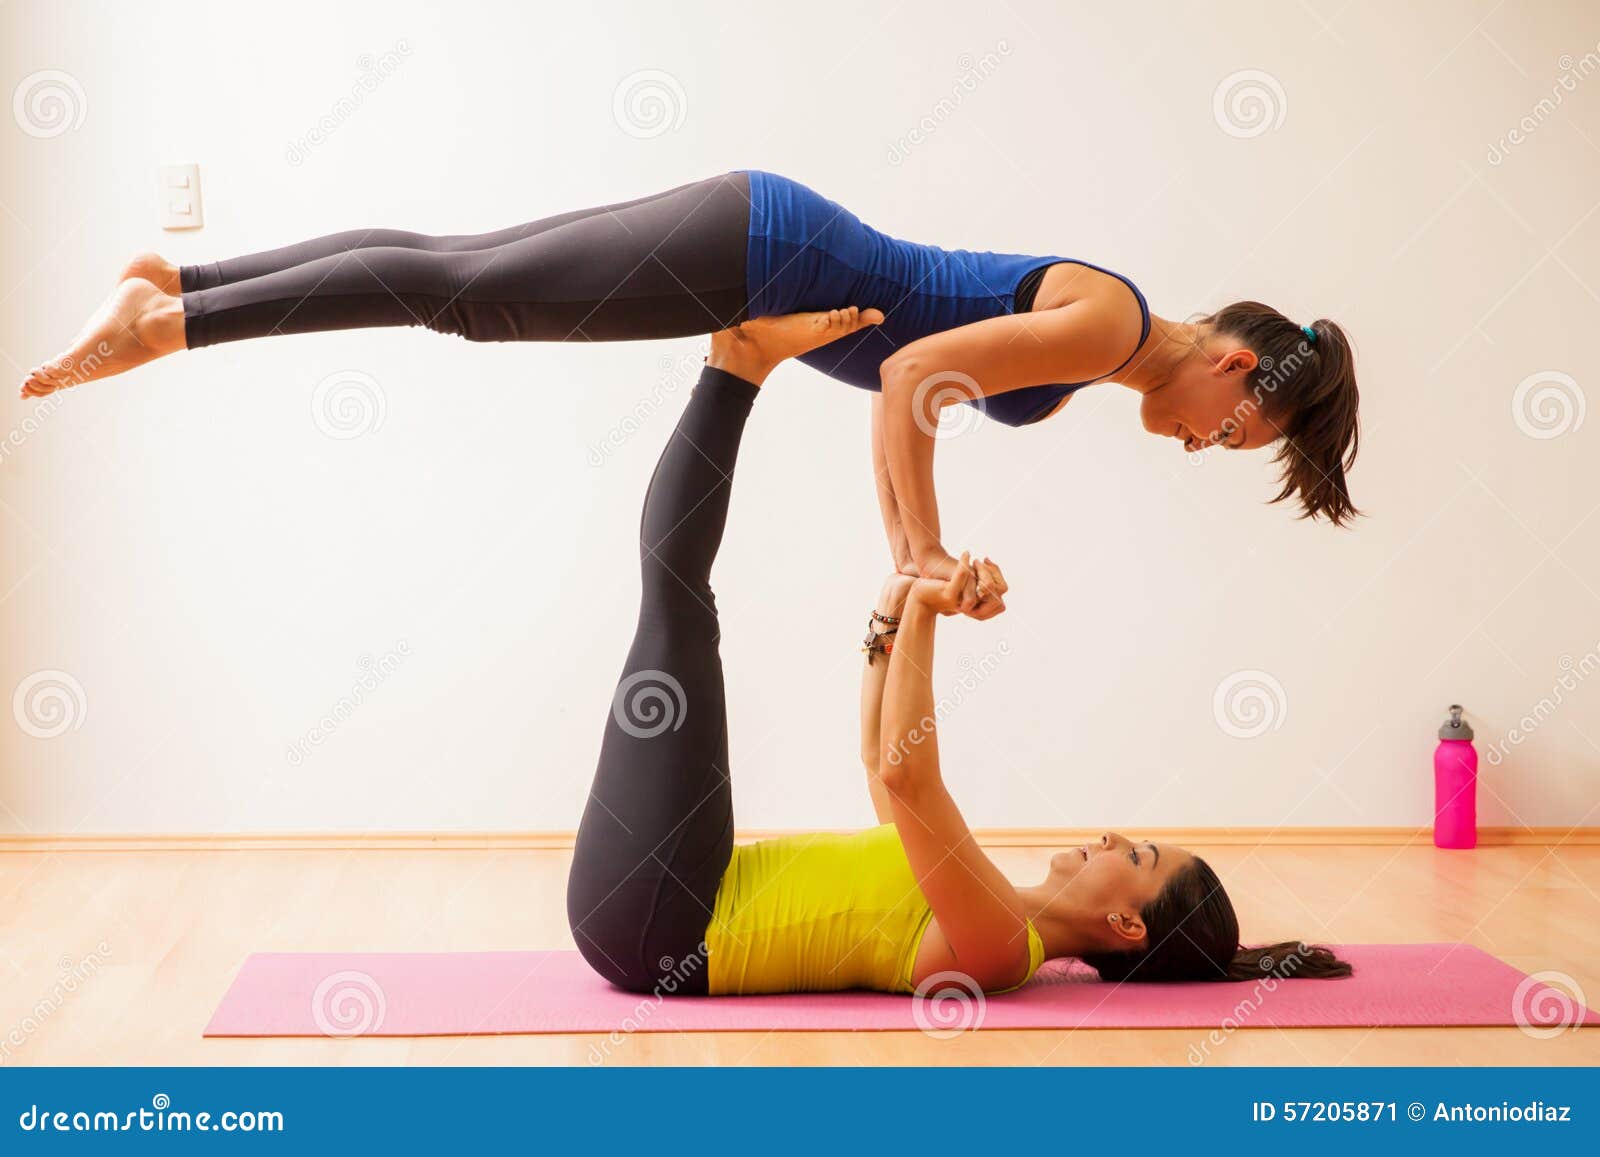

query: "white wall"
left=2, top=0, right=1597, bottom=834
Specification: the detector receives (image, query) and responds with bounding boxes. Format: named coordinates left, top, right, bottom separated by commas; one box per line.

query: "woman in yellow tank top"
left=567, top=308, right=1350, bottom=1000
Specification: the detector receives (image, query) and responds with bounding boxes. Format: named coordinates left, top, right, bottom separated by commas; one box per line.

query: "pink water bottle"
left=1434, top=705, right=1478, bottom=849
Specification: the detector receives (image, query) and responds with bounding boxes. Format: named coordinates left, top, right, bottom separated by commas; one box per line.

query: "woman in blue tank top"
left=25, top=169, right=1361, bottom=600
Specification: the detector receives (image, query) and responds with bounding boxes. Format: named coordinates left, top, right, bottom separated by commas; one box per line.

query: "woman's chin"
left=1050, top=851, right=1083, bottom=876
left=1136, top=399, right=1169, bottom=436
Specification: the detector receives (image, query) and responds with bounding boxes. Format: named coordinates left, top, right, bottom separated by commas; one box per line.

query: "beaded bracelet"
left=862, top=610, right=900, bottom=664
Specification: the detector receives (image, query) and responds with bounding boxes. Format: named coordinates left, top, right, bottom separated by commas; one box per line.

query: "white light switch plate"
left=158, top=164, right=204, bottom=230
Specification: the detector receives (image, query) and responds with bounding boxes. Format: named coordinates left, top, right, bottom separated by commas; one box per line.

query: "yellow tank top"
left=705, top=824, right=1046, bottom=995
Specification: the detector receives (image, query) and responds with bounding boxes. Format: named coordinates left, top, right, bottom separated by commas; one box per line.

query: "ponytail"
left=1198, top=301, right=1361, bottom=527
left=1227, top=940, right=1352, bottom=982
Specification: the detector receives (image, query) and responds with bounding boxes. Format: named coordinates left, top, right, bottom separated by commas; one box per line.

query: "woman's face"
left=1138, top=335, right=1279, bottom=456
left=1049, top=832, right=1194, bottom=942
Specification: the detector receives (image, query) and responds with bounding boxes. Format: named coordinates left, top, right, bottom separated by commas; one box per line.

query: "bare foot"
left=20, top=279, right=185, bottom=399
left=708, top=306, right=884, bottom=385
left=118, top=252, right=181, bottom=296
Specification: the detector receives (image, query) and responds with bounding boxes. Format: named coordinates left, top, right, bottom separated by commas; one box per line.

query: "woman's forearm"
left=869, top=396, right=915, bottom=573
left=879, top=595, right=940, bottom=791
left=860, top=575, right=912, bottom=823
left=880, top=366, right=951, bottom=575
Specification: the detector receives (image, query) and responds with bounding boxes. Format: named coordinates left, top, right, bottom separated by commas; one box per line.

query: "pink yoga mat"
left=204, top=944, right=1599, bottom=1037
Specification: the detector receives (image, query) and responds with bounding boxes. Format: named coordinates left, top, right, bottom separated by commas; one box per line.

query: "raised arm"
left=878, top=300, right=1142, bottom=580
left=859, top=572, right=914, bottom=823
left=876, top=555, right=1032, bottom=989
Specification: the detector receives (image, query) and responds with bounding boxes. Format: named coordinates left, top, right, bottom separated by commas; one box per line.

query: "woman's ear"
left=1217, top=347, right=1258, bottom=377
left=1107, top=911, right=1146, bottom=944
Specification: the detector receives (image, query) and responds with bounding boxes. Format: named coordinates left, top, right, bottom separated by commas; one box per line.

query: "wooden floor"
left=1, top=842, right=1597, bottom=1066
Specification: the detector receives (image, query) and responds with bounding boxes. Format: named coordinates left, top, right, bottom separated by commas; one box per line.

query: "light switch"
left=158, top=164, right=204, bottom=230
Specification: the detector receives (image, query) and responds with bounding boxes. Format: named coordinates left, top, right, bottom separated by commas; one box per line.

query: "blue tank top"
left=741, top=170, right=1150, bottom=428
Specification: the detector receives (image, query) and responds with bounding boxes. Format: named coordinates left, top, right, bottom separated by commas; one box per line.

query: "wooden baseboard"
left=0, top=826, right=1595, bottom=853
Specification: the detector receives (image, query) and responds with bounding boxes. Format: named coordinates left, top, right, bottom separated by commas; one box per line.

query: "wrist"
left=877, top=573, right=915, bottom=616
left=903, top=585, right=938, bottom=617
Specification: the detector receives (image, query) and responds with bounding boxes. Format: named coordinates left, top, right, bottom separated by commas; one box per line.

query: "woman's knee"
left=572, top=927, right=708, bottom=996
left=566, top=900, right=666, bottom=995
left=638, top=559, right=717, bottom=617
left=567, top=860, right=713, bottom=996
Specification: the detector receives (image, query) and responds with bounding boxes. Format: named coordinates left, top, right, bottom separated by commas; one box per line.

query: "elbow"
left=879, top=353, right=922, bottom=397
left=878, top=756, right=915, bottom=802
left=881, top=353, right=968, bottom=448
left=878, top=355, right=937, bottom=450
left=878, top=742, right=934, bottom=804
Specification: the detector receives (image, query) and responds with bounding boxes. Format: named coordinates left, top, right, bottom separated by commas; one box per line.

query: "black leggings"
left=180, top=173, right=751, bottom=348
left=564, top=365, right=756, bottom=995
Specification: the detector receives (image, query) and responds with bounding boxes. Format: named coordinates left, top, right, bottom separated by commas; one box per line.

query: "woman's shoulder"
left=1035, top=260, right=1147, bottom=325
left=1029, top=261, right=1151, bottom=383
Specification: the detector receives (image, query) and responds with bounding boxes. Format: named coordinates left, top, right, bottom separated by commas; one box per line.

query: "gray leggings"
left=566, top=365, right=757, bottom=995
left=180, top=173, right=751, bottom=348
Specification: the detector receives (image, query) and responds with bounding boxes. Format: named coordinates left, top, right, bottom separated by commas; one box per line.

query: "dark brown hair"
left=1199, top=302, right=1361, bottom=527
left=1079, top=856, right=1353, bottom=983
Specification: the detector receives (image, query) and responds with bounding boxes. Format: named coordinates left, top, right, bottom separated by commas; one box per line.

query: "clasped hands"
left=894, top=551, right=1009, bottom=621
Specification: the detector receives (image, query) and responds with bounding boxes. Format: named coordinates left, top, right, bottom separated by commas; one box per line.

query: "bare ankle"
left=706, top=332, right=772, bottom=385
left=135, top=294, right=187, bottom=353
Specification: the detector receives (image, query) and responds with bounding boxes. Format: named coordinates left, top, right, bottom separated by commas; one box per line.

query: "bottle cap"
left=1438, top=704, right=1474, bottom=741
